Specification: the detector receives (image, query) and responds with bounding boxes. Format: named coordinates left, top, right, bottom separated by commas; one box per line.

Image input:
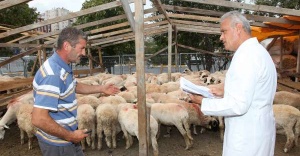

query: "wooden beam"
left=145, top=43, right=175, bottom=60
left=0, top=77, right=33, bottom=92
left=0, top=0, right=31, bottom=10
left=176, top=24, right=220, bottom=35
left=0, top=47, right=39, bottom=67
left=163, top=4, right=223, bottom=17
left=168, top=13, right=219, bottom=22
left=181, top=0, right=300, bottom=17
left=121, top=0, right=135, bottom=33
left=19, top=15, right=127, bottom=44
left=91, top=25, right=168, bottom=46
left=164, top=4, right=300, bottom=25
left=101, top=29, right=168, bottom=48
left=0, top=1, right=122, bottom=39
left=135, top=0, right=148, bottom=155
left=0, top=43, right=53, bottom=48
left=173, top=19, right=219, bottom=28
left=177, top=44, right=231, bottom=58
left=153, top=0, right=173, bottom=25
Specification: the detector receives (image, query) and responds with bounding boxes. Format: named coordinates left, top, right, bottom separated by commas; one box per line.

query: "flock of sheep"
left=0, top=69, right=300, bottom=155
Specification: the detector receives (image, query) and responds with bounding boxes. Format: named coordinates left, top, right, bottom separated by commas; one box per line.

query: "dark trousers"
left=38, top=140, right=84, bottom=156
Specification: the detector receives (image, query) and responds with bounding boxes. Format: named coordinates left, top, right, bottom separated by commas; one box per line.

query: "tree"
left=0, top=1, right=38, bottom=56
left=74, top=0, right=135, bottom=58
left=150, top=0, right=232, bottom=71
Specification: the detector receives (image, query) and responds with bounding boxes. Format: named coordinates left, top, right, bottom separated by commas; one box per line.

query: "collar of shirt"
left=52, top=52, right=73, bottom=73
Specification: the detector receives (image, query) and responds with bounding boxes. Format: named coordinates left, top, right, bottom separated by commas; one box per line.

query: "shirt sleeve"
left=34, top=75, right=64, bottom=111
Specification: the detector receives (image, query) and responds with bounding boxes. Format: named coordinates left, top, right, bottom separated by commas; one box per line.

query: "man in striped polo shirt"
left=32, top=27, right=120, bottom=156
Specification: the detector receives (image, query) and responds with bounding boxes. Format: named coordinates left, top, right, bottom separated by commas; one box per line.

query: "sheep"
left=99, top=95, right=127, bottom=105
left=77, top=104, right=96, bottom=150
left=273, top=104, right=300, bottom=153
left=95, top=103, right=120, bottom=150
left=16, top=103, right=37, bottom=150
left=273, top=91, right=300, bottom=110
left=181, top=103, right=219, bottom=135
left=117, top=91, right=136, bottom=103
left=77, top=95, right=101, bottom=109
left=149, top=102, right=193, bottom=150
left=117, top=103, right=159, bottom=156
left=0, top=91, right=33, bottom=140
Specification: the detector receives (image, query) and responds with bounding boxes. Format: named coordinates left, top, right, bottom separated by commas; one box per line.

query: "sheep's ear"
left=4, top=125, right=9, bottom=129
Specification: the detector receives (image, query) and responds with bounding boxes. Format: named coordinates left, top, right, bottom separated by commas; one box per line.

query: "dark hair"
left=56, top=27, right=87, bottom=50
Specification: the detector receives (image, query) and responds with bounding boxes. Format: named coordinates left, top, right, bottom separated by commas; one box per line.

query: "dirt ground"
left=0, top=123, right=299, bottom=156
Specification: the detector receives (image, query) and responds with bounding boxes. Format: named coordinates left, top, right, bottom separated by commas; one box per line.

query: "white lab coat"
left=201, top=38, right=277, bottom=156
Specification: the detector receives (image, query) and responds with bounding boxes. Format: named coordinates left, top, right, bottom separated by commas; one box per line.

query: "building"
left=38, top=7, right=76, bottom=32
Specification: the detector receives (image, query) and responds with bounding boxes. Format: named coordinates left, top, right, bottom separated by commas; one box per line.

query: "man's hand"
left=207, top=83, right=224, bottom=97
left=188, top=94, right=204, bottom=104
left=100, top=83, right=120, bottom=95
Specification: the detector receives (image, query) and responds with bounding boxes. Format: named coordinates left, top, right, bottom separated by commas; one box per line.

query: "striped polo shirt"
left=33, top=52, right=77, bottom=146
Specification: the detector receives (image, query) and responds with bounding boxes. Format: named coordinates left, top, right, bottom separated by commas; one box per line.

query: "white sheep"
left=0, top=91, right=33, bottom=140
left=77, top=104, right=96, bottom=150
left=117, top=91, right=136, bottom=103
left=273, top=91, right=300, bottom=110
left=117, top=103, right=159, bottom=156
left=95, top=103, right=120, bottom=150
left=149, top=102, right=193, bottom=150
left=16, top=103, right=37, bottom=150
left=99, top=95, right=127, bottom=105
left=273, top=104, right=300, bottom=153
left=77, top=95, right=101, bottom=109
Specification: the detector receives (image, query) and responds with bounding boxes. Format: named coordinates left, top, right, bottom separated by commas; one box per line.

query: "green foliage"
left=150, top=0, right=231, bottom=70
left=255, top=0, right=300, bottom=16
left=74, top=0, right=135, bottom=56
left=0, top=2, right=38, bottom=56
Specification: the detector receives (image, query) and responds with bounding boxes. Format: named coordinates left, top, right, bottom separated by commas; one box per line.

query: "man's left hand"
left=101, top=83, right=120, bottom=95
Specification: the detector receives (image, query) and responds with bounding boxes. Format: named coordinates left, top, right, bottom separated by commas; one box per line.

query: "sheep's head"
left=0, top=124, right=9, bottom=140
left=209, top=118, right=219, bottom=132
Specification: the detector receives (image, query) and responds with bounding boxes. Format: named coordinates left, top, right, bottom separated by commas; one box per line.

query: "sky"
left=28, top=0, right=152, bottom=13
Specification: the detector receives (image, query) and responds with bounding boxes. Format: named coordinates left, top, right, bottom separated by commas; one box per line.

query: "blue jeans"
left=38, top=140, right=84, bottom=156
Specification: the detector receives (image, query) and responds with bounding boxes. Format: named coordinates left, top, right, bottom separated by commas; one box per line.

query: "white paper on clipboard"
left=180, top=77, right=216, bottom=99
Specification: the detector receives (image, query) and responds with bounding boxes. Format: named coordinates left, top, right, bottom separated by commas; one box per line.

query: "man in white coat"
left=189, top=11, right=277, bottom=156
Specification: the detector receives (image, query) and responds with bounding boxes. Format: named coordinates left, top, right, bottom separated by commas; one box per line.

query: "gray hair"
left=220, top=11, right=251, bottom=34
left=57, top=27, right=87, bottom=50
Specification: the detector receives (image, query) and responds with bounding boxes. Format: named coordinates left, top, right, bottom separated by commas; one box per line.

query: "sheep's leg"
left=283, top=125, right=295, bottom=153
left=112, top=123, right=117, bottom=148
left=218, top=116, right=225, bottom=142
left=151, top=135, right=159, bottom=156
left=104, top=128, right=112, bottom=148
left=20, top=129, right=25, bottom=145
left=294, top=120, right=300, bottom=146
left=120, top=124, right=131, bottom=149
left=91, top=128, right=96, bottom=150
left=81, top=139, right=86, bottom=151
left=128, top=134, right=133, bottom=147
left=27, top=132, right=34, bottom=150
left=174, top=123, right=192, bottom=150
left=163, top=126, right=172, bottom=138
left=193, top=125, right=198, bottom=135
left=156, top=122, right=161, bottom=139
left=200, top=127, right=206, bottom=134
left=97, top=122, right=103, bottom=150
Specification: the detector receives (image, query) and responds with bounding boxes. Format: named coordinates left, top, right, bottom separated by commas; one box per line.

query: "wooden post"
left=296, top=31, right=300, bottom=82
left=135, top=0, right=149, bottom=155
left=88, top=47, right=93, bottom=75
left=174, top=26, right=179, bottom=72
left=30, top=56, right=38, bottom=76
left=167, top=24, right=172, bottom=81
left=42, top=48, right=46, bottom=63
left=279, top=36, right=283, bottom=72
